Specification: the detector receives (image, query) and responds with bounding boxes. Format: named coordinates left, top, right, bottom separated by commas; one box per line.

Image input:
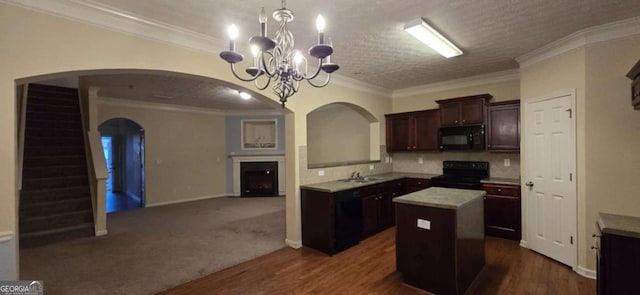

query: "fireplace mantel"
left=231, top=154, right=285, bottom=196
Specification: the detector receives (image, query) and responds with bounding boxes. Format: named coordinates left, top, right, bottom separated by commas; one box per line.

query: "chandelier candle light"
left=220, top=0, right=339, bottom=108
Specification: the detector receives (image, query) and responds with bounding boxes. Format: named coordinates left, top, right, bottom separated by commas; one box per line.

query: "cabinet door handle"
left=462, top=119, right=466, bottom=123
left=497, top=189, right=502, bottom=192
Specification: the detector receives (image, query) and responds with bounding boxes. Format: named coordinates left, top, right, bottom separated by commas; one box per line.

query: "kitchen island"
left=394, top=187, right=485, bottom=295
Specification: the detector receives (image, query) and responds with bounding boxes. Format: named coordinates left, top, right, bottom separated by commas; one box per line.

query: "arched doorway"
left=98, top=118, right=145, bottom=212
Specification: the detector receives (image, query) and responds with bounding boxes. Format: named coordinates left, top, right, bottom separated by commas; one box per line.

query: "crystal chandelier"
left=219, top=0, right=339, bottom=108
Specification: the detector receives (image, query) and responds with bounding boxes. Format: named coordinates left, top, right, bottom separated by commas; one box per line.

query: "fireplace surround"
left=231, top=155, right=285, bottom=196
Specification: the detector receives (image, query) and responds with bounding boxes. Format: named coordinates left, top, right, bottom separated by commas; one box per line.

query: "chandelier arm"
left=303, top=58, right=324, bottom=81
left=254, top=75, right=271, bottom=91
left=260, top=52, right=276, bottom=77
left=230, top=64, right=260, bottom=82
left=306, top=73, right=332, bottom=88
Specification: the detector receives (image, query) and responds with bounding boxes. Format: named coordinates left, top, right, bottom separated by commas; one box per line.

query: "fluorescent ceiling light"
left=404, top=18, right=462, bottom=58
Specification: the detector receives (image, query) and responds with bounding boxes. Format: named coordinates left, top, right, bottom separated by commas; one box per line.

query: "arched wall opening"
left=98, top=117, right=145, bottom=212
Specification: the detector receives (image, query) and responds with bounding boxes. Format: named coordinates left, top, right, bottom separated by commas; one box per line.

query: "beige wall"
left=583, top=37, right=640, bottom=269
left=0, top=3, right=391, bottom=278
left=392, top=79, right=520, bottom=113
left=97, top=103, right=227, bottom=206
left=520, top=48, right=588, bottom=269
left=307, top=103, right=371, bottom=165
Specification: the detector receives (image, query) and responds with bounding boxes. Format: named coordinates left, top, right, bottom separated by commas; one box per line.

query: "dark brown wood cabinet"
left=481, top=183, right=521, bottom=241
left=596, top=215, right=640, bottom=295
left=403, top=178, right=431, bottom=194
left=385, top=109, right=439, bottom=152
left=436, top=94, right=492, bottom=127
left=361, top=182, right=396, bottom=237
left=487, top=100, right=520, bottom=152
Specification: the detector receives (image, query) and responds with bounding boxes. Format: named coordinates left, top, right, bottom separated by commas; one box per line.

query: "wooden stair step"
left=25, top=118, right=82, bottom=129
left=21, top=175, right=89, bottom=190
left=25, top=110, right=81, bottom=122
left=19, top=210, right=94, bottom=233
left=20, top=186, right=91, bottom=202
left=24, top=146, right=85, bottom=157
left=26, top=102, right=79, bottom=114
left=25, top=136, right=85, bottom=147
left=22, top=165, right=88, bottom=178
left=25, top=127, right=83, bottom=138
left=23, top=155, right=86, bottom=167
left=19, top=223, right=94, bottom=249
left=20, top=198, right=92, bottom=216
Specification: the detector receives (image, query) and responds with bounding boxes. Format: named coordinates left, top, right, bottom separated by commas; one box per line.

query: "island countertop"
left=597, top=212, right=640, bottom=239
left=392, top=187, right=486, bottom=210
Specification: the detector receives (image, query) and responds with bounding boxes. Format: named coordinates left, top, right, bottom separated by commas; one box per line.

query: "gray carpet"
left=20, top=196, right=286, bottom=295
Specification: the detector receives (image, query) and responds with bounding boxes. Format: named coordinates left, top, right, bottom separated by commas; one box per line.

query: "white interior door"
left=524, top=91, right=577, bottom=267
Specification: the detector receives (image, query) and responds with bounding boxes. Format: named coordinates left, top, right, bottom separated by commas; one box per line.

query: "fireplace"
left=240, top=161, right=278, bottom=197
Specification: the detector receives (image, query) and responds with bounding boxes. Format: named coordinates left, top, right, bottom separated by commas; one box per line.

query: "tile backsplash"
left=391, top=152, right=520, bottom=179
left=299, top=146, right=519, bottom=185
left=300, top=146, right=393, bottom=185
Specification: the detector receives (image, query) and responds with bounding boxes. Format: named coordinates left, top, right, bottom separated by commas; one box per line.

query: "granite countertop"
left=597, top=212, right=640, bottom=239
left=480, top=177, right=521, bottom=186
left=393, top=187, right=486, bottom=210
left=299, top=172, right=440, bottom=193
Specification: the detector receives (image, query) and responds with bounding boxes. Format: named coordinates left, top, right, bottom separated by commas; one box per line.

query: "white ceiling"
left=24, top=0, right=640, bottom=111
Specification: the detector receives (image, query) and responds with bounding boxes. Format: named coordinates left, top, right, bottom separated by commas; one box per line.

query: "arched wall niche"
left=306, top=102, right=380, bottom=167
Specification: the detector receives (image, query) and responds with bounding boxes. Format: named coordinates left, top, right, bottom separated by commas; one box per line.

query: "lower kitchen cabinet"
left=596, top=213, right=640, bottom=295
left=481, top=183, right=521, bottom=241
left=404, top=178, right=431, bottom=194
left=301, top=178, right=430, bottom=255
left=361, top=186, right=395, bottom=237
left=301, top=188, right=363, bottom=255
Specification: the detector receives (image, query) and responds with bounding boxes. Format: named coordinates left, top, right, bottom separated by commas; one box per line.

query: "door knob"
left=525, top=181, right=534, bottom=187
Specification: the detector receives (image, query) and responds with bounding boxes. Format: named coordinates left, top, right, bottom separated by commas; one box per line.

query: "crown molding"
left=329, top=73, right=393, bottom=97
left=0, top=0, right=222, bottom=53
left=516, top=16, right=640, bottom=68
left=2, top=0, right=393, bottom=98
left=392, top=69, right=520, bottom=98
left=97, top=96, right=284, bottom=116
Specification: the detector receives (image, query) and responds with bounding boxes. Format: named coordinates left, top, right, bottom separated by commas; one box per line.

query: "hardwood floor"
left=160, top=228, right=595, bottom=294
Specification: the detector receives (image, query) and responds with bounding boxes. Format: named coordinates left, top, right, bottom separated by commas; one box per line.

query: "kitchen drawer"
left=482, top=184, right=520, bottom=197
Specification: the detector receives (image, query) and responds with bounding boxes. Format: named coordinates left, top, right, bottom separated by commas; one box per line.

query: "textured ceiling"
left=87, top=0, right=640, bottom=90
left=81, top=74, right=280, bottom=111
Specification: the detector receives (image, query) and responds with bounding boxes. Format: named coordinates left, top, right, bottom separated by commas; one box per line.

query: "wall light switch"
left=390, top=157, right=393, bottom=163
left=417, top=219, right=431, bottom=230
left=418, top=157, right=424, bottom=164
left=504, top=158, right=511, bottom=167
left=385, top=156, right=390, bottom=163
left=369, top=164, right=374, bottom=170
left=318, top=170, right=325, bottom=176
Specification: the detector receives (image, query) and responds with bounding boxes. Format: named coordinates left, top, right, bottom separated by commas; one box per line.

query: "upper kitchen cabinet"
left=436, top=94, right=493, bottom=127
left=385, top=109, right=440, bottom=152
left=486, top=100, right=520, bottom=152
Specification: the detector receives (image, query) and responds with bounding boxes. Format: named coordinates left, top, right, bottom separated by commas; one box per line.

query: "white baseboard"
left=575, top=265, right=597, bottom=279
left=285, top=239, right=302, bottom=249
left=95, top=229, right=108, bottom=236
left=519, top=239, right=528, bottom=248
left=146, top=194, right=228, bottom=207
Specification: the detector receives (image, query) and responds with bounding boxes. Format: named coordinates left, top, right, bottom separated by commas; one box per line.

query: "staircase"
left=19, top=84, right=94, bottom=248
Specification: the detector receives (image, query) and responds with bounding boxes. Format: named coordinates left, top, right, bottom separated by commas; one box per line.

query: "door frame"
left=522, top=89, right=577, bottom=269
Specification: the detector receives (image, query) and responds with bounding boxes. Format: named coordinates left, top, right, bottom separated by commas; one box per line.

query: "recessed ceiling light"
left=404, top=18, right=462, bottom=58
left=238, top=91, right=252, bottom=100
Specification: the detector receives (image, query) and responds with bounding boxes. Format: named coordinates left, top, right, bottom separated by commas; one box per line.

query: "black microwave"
left=438, top=125, right=485, bottom=151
